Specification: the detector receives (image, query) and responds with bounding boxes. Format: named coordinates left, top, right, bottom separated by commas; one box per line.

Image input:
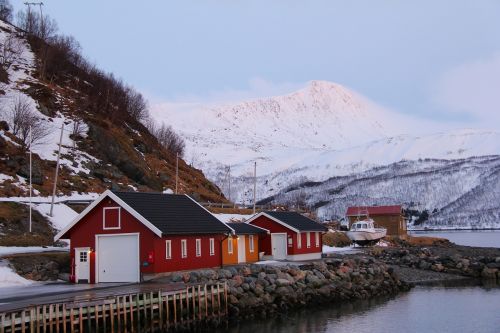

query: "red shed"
left=246, top=212, right=327, bottom=261
left=55, top=190, right=233, bottom=283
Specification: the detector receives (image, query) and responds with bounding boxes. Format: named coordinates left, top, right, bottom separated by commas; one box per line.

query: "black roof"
left=227, top=223, right=267, bottom=235
left=113, top=191, right=232, bottom=235
left=264, top=211, right=327, bottom=232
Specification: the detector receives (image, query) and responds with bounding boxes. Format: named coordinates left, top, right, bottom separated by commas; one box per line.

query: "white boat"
left=346, top=219, right=387, bottom=246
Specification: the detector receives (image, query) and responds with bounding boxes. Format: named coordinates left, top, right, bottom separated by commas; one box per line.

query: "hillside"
left=267, top=156, right=500, bottom=229
left=0, top=19, right=225, bottom=203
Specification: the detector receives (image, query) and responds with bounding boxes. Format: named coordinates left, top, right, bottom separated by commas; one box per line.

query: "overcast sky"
left=13, top=0, right=500, bottom=130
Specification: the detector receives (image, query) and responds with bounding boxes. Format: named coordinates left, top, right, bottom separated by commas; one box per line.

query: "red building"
left=346, top=205, right=407, bottom=236
left=246, top=211, right=327, bottom=261
left=55, top=190, right=233, bottom=283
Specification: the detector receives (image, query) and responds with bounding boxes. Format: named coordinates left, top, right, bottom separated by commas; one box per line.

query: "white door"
left=271, top=234, right=287, bottom=260
left=237, top=236, right=246, bottom=263
left=97, top=234, right=140, bottom=283
left=75, top=248, right=90, bottom=283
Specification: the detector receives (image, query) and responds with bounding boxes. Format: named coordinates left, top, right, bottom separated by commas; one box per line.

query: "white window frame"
left=306, top=232, right=311, bottom=248
left=195, top=239, right=202, bottom=257
left=103, top=207, right=121, bottom=230
left=209, top=238, right=215, bottom=256
left=297, top=233, right=302, bottom=249
left=165, top=240, right=172, bottom=259
left=228, top=237, right=233, bottom=254
left=315, top=232, right=320, bottom=247
left=181, top=239, right=187, bottom=258
left=249, top=235, right=254, bottom=253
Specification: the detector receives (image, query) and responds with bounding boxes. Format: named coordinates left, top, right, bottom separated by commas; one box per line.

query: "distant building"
left=247, top=211, right=327, bottom=261
left=345, top=205, right=407, bottom=236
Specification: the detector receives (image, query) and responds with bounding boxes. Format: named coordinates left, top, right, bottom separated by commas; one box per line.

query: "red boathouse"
left=246, top=211, right=327, bottom=261
left=55, top=190, right=233, bottom=283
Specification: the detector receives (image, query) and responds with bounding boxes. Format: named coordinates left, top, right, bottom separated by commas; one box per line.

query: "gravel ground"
left=390, top=265, right=470, bottom=284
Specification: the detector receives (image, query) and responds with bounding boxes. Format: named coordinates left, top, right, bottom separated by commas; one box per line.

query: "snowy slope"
left=151, top=81, right=500, bottom=206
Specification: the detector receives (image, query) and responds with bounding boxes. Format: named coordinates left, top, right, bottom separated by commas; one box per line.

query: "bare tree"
left=146, top=119, right=185, bottom=157
left=0, top=34, right=23, bottom=70
left=70, top=118, right=86, bottom=149
left=0, top=0, right=13, bottom=22
left=8, top=95, right=50, bottom=148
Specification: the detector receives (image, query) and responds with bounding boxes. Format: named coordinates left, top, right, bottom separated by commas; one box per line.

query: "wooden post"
left=42, top=305, right=46, bottom=333
left=21, top=310, right=26, bottom=333
left=69, top=308, right=74, bottom=333
left=198, top=285, right=202, bottom=321
left=135, top=293, right=141, bottom=325
left=117, top=296, right=122, bottom=329
left=204, top=285, right=208, bottom=318
left=95, top=304, right=99, bottom=331
left=158, top=290, right=163, bottom=328
left=78, top=307, right=83, bottom=333
left=123, top=297, right=128, bottom=329
left=211, top=285, right=215, bottom=317
left=179, top=290, right=184, bottom=324
left=62, top=305, right=67, bottom=333
left=217, top=284, right=221, bottom=317
left=166, top=294, right=170, bottom=330
left=192, top=286, right=196, bottom=322
left=0, top=313, right=4, bottom=333
left=224, top=282, right=228, bottom=315
left=173, top=293, right=177, bottom=327
left=86, top=306, right=91, bottom=333
left=129, top=294, right=134, bottom=328
left=10, top=313, right=14, bottom=333
left=102, top=304, right=107, bottom=333
left=142, top=293, right=147, bottom=319
left=150, top=292, right=154, bottom=321
left=31, top=308, right=36, bottom=333
left=55, top=304, right=60, bottom=333
left=110, top=301, right=115, bottom=332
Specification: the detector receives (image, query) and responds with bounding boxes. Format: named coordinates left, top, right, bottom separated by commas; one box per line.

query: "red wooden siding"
left=249, top=215, right=322, bottom=256
left=65, top=197, right=225, bottom=282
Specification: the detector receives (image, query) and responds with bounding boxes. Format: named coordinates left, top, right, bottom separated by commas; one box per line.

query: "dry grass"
left=323, top=231, right=352, bottom=247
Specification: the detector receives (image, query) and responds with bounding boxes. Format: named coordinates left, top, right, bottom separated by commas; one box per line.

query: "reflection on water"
left=211, top=284, right=500, bottom=333
left=409, top=230, right=500, bottom=247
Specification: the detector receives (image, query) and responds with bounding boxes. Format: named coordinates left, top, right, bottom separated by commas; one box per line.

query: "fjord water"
left=214, top=231, right=500, bottom=333
left=219, top=284, right=500, bottom=333
left=409, top=230, right=500, bottom=247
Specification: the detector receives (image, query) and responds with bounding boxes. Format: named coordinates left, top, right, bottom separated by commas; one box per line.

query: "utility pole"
left=23, top=2, right=43, bottom=33
left=228, top=165, right=231, bottom=205
left=50, top=122, right=64, bottom=217
left=29, top=126, right=32, bottom=233
left=175, top=152, right=179, bottom=194
left=253, top=161, right=256, bottom=214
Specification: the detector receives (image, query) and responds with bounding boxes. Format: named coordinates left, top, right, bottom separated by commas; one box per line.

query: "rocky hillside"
left=267, top=155, right=500, bottom=229
left=0, top=18, right=225, bottom=202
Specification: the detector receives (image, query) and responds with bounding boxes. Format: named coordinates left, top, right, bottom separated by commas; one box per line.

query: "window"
left=196, top=239, right=202, bottom=257
left=228, top=237, right=233, bottom=254
left=181, top=239, right=187, bottom=258
left=249, top=235, right=254, bottom=252
left=165, top=240, right=172, bottom=259
left=315, top=232, right=320, bottom=247
left=297, top=233, right=302, bottom=249
left=306, top=232, right=311, bottom=248
left=79, top=251, right=87, bottom=262
left=103, top=207, right=121, bottom=230
left=209, top=238, right=215, bottom=256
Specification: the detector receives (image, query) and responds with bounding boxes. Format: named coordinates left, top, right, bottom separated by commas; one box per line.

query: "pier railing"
left=0, top=282, right=228, bottom=333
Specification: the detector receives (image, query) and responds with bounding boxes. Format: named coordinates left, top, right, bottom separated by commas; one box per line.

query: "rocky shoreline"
left=371, top=245, right=500, bottom=281
left=160, top=257, right=410, bottom=320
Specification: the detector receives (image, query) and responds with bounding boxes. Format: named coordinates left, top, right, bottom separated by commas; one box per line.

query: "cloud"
left=433, top=53, right=500, bottom=127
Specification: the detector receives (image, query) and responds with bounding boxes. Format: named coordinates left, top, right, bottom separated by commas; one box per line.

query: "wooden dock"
left=0, top=282, right=228, bottom=332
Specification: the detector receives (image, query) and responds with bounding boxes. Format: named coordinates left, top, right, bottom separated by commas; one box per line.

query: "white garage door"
left=97, top=234, right=140, bottom=283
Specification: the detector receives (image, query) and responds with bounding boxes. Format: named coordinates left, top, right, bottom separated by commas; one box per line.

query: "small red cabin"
left=246, top=211, right=327, bottom=261
left=55, top=190, right=232, bottom=283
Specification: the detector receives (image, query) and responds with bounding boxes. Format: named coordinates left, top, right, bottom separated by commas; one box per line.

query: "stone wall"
left=163, top=257, right=410, bottom=319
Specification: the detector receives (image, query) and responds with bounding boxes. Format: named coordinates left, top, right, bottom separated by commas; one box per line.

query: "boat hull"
left=345, top=229, right=387, bottom=246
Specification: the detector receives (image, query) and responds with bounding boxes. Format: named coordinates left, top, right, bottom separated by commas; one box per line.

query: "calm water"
left=209, top=231, right=500, bottom=333
left=217, top=284, right=500, bottom=333
left=409, top=230, right=500, bottom=247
